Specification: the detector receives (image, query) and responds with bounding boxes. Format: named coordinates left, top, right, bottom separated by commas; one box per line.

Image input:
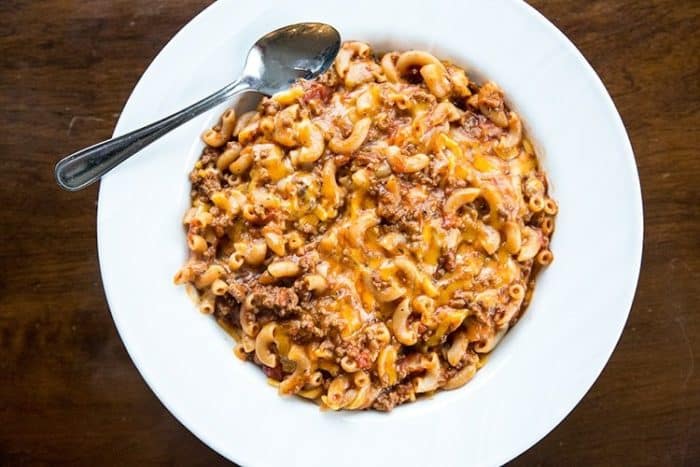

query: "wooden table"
left=1, top=1, right=698, bottom=465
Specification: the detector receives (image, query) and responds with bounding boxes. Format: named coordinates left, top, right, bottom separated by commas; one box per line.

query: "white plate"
left=97, top=1, right=643, bottom=466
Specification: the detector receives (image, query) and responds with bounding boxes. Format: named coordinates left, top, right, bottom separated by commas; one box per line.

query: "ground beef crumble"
left=372, top=383, right=415, bottom=411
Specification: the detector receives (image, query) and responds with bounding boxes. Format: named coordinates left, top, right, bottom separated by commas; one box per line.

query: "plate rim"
left=97, top=1, right=644, bottom=465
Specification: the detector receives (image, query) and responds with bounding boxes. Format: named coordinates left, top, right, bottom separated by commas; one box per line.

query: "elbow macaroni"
left=176, top=42, right=557, bottom=411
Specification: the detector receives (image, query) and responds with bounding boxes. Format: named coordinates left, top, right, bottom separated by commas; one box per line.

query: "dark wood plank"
left=0, top=0, right=697, bottom=465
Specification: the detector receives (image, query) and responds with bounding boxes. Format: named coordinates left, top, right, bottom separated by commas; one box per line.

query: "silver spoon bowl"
left=55, top=23, right=340, bottom=191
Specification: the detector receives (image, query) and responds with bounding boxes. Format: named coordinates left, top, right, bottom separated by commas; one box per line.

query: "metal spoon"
left=55, top=22, right=340, bottom=191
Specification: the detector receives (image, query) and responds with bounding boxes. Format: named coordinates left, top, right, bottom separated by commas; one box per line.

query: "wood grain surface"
left=0, top=1, right=698, bottom=465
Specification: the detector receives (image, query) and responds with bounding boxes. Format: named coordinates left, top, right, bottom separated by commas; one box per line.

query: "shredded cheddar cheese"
left=175, top=42, right=557, bottom=411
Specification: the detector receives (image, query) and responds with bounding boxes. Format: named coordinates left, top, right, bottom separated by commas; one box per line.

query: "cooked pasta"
left=175, top=42, right=556, bottom=411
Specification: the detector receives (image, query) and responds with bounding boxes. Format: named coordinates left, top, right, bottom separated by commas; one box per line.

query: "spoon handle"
left=55, top=78, right=254, bottom=191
